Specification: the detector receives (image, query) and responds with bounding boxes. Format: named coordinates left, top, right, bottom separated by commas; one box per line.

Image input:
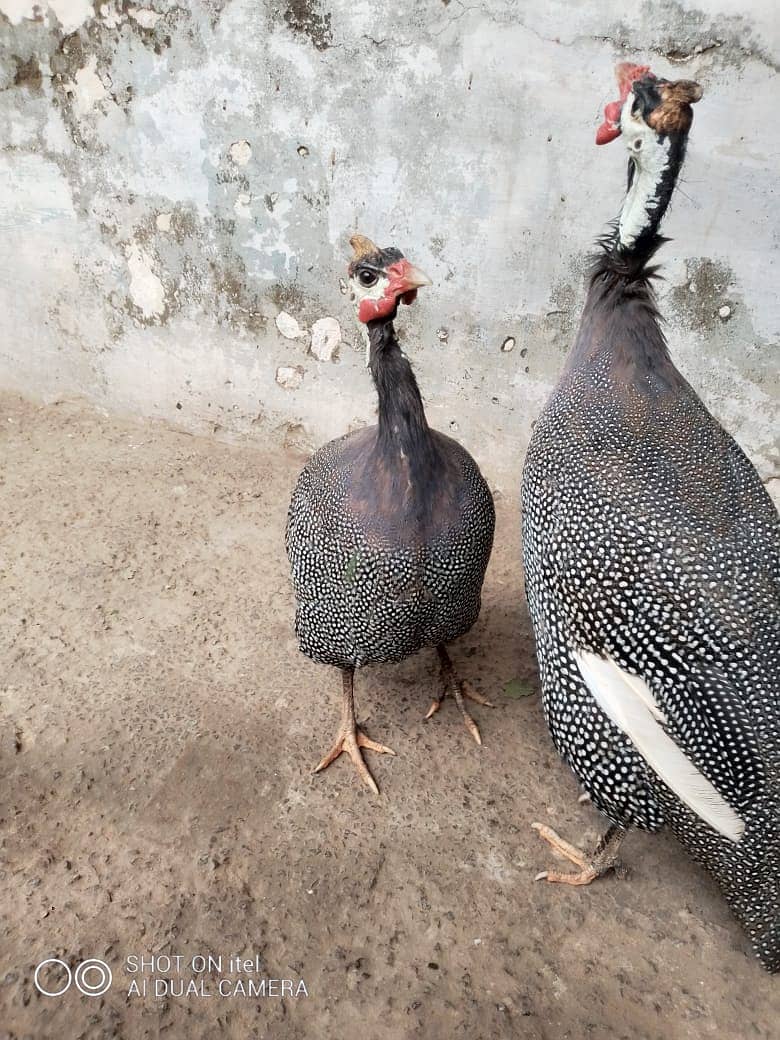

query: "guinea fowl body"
left=522, top=67, right=780, bottom=970
left=523, top=239, right=780, bottom=970
left=288, top=425, right=493, bottom=668
left=287, top=320, right=494, bottom=673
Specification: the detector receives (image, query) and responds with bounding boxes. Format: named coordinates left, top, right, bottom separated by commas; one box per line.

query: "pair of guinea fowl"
left=285, top=64, right=780, bottom=972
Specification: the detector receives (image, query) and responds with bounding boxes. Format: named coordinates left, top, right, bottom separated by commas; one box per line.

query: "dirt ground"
left=1, top=392, right=778, bottom=1040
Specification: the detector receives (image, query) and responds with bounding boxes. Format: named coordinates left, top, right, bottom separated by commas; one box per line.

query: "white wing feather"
left=574, top=650, right=744, bottom=843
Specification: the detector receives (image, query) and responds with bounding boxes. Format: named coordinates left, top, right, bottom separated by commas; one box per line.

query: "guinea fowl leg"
left=531, top=822, right=627, bottom=885
left=313, top=667, right=396, bottom=795
left=424, top=645, right=494, bottom=746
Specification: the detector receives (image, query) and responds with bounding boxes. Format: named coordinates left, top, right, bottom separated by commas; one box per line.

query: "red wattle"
left=604, top=99, right=623, bottom=124
left=596, top=122, right=621, bottom=145
left=358, top=295, right=397, bottom=323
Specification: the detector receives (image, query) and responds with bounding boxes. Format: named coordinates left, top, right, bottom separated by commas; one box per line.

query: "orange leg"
left=424, top=645, right=494, bottom=746
left=314, top=668, right=395, bottom=795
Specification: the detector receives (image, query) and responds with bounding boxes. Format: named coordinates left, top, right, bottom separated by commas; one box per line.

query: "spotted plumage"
left=287, top=423, right=494, bottom=668
left=522, top=68, right=780, bottom=969
left=286, top=236, right=495, bottom=792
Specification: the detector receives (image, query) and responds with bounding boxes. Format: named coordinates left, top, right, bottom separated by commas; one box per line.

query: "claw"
left=425, top=645, right=491, bottom=746
left=531, top=822, right=627, bottom=887
left=464, top=715, right=483, bottom=746
left=313, top=727, right=395, bottom=795
left=461, top=681, right=495, bottom=708
left=314, top=668, right=396, bottom=794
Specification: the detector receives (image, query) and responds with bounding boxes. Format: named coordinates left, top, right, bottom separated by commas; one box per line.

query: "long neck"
left=616, top=134, right=686, bottom=257
left=367, top=318, right=437, bottom=471
left=565, top=137, right=689, bottom=386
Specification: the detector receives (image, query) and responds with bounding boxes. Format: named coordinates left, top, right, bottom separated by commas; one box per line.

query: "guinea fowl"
left=286, top=235, right=495, bottom=794
left=521, top=63, right=780, bottom=970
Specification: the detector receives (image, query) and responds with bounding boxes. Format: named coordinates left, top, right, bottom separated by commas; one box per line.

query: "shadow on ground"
left=1, top=395, right=777, bottom=1039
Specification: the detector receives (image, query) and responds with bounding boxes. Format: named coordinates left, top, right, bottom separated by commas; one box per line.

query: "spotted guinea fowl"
left=286, top=234, right=495, bottom=793
left=521, top=63, right=780, bottom=970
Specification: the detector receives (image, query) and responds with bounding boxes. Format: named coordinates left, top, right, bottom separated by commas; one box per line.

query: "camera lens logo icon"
left=34, top=958, right=112, bottom=997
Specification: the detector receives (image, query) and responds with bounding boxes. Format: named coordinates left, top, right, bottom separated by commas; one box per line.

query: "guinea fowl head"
left=347, top=234, right=431, bottom=324
left=597, top=62, right=702, bottom=156
left=595, top=63, right=702, bottom=255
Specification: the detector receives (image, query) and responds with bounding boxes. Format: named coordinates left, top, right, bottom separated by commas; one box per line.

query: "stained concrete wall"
left=0, top=0, right=777, bottom=496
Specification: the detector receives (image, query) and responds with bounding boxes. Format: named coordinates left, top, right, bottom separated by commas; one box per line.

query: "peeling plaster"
left=229, top=140, right=252, bottom=166
left=310, top=317, right=341, bottom=362
left=125, top=245, right=165, bottom=320
left=276, top=364, right=304, bottom=389
left=67, top=57, right=107, bottom=117
left=0, top=0, right=777, bottom=487
left=128, top=6, right=161, bottom=30
left=0, top=0, right=93, bottom=34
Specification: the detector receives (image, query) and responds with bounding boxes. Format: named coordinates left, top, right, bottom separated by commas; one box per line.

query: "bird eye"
left=358, top=269, right=378, bottom=287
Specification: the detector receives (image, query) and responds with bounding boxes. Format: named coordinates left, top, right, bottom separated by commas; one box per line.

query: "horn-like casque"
left=349, top=234, right=379, bottom=260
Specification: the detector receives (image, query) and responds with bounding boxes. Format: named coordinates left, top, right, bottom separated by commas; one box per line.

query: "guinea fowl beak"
left=386, top=259, right=432, bottom=306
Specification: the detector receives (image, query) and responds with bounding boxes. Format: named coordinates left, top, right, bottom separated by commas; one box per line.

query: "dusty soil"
left=1, top=393, right=777, bottom=1040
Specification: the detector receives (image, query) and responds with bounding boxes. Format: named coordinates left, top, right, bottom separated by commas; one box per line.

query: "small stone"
left=310, top=317, right=342, bottom=362
left=275, top=311, right=303, bottom=339
left=718, top=305, right=732, bottom=320
left=501, top=336, right=516, bottom=353
left=229, top=140, right=252, bottom=166
left=297, top=145, right=309, bottom=157
left=276, top=365, right=304, bottom=390
left=437, top=328, right=449, bottom=343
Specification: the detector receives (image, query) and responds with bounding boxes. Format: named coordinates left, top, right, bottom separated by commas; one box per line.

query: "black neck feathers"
left=565, top=134, right=691, bottom=389
left=367, top=318, right=439, bottom=483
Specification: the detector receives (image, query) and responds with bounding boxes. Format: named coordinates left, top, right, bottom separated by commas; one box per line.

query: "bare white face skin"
left=348, top=267, right=390, bottom=365
left=617, top=92, right=671, bottom=249
left=348, top=268, right=390, bottom=312
left=619, top=93, right=666, bottom=169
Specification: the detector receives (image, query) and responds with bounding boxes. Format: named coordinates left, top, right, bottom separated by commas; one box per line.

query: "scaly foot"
left=531, top=822, right=627, bottom=885
left=313, top=668, right=395, bottom=795
left=314, top=725, right=395, bottom=795
left=424, top=645, right=494, bottom=746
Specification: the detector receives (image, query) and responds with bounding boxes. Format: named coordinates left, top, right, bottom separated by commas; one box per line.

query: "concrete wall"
left=1, top=0, right=777, bottom=496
